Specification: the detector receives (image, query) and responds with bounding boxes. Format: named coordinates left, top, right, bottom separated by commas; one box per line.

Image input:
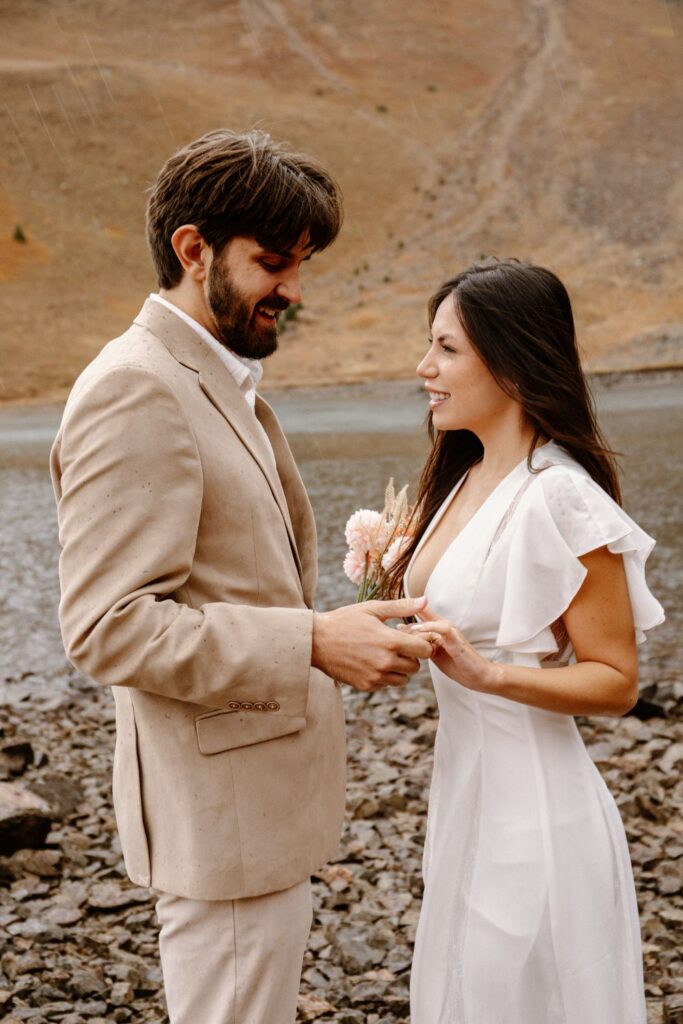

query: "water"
left=1, top=373, right=681, bottom=707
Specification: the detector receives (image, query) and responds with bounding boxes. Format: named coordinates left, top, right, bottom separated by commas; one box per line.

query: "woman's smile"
left=425, top=386, right=451, bottom=410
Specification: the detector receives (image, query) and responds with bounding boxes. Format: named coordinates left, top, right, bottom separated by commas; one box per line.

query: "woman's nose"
left=416, top=352, right=436, bottom=378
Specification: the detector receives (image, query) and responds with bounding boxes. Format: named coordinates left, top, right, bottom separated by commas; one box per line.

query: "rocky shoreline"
left=1, top=667, right=681, bottom=1024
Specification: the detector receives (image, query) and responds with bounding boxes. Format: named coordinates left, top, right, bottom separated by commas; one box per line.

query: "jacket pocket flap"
left=195, top=709, right=306, bottom=755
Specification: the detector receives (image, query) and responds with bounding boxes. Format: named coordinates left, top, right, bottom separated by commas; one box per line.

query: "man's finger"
left=380, top=672, right=412, bottom=688
left=393, top=654, right=422, bottom=674
left=365, top=596, right=427, bottom=620
left=395, top=633, right=433, bottom=659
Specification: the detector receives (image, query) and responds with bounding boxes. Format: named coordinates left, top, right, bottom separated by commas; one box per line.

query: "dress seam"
left=447, top=701, right=483, bottom=1024
left=524, top=704, right=570, bottom=1024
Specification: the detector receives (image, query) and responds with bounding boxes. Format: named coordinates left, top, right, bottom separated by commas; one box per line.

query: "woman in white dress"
left=383, top=259, right=664, bottom=1024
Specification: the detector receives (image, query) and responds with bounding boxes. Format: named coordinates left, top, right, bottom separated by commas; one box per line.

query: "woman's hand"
left=400, top=604, right=500, bottom=693
left=404, top=549, right=640, bottom=717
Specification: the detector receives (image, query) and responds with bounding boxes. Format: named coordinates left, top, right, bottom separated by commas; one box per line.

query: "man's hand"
left=311, top=597, right=432, bottom=692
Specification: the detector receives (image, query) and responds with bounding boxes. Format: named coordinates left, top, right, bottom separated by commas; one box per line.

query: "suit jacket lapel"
left=255, top=396, right=318, bottom=607
left=133, top=299, right=306, bottom=592
left=198, top=374, right=304, bottom=588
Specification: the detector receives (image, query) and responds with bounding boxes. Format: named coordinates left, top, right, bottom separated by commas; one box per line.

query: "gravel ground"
left=1, top=376, right=681, bottom=1022
left=0, top=666, right=681, bottom=1024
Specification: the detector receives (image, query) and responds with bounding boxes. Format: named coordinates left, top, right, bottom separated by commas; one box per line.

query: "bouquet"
left=343, top=478, right=415, bottom=602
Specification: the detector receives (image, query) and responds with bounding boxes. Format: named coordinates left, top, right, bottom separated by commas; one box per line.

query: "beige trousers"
left=155, top=879, right=313, bottom=1024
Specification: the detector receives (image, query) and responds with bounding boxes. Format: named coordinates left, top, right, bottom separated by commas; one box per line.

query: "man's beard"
left=207, top=259, right=287, bottom=360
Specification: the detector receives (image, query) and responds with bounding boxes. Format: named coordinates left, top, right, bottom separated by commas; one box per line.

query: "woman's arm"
left=409, top=545, right=639, bottom=717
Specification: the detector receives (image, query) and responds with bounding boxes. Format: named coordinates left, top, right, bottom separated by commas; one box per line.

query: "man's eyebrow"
left=262, top=248, right=314, bottom=261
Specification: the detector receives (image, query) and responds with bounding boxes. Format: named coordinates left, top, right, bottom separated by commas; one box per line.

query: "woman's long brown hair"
left=383, top=258, right=621, bottom=599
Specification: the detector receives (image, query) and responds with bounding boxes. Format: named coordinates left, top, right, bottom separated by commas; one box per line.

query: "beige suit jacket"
left=50, top=299, right=346, bottom=900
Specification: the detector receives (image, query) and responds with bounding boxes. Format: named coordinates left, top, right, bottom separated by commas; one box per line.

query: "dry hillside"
left=1, top=0, right=682, bottom=403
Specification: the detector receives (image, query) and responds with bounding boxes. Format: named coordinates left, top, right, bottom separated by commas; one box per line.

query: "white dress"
left=406, top=440, right=664, bottom=1024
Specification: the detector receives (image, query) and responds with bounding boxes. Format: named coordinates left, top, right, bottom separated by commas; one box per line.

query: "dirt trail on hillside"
left=0, top=0, right=681, bottom=402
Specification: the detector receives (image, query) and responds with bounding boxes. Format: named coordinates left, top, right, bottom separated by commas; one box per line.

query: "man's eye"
left=260, top=260, right=284, bottom=272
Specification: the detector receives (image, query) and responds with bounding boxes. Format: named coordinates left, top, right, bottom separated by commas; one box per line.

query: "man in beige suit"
left=50, top=129, right=430, bottom=1023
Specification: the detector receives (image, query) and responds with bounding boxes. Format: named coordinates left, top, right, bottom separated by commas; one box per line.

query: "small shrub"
left=279, top=303, right=302, bottom=333
left=13, top=224, right=27, bottom=243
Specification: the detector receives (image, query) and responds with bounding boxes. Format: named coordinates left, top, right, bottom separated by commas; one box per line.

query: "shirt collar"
left=149, top=293, right=263, bottom=400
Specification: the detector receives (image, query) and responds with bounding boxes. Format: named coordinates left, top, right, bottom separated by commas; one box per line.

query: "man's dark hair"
left=146, top=128, right=343, bottom=288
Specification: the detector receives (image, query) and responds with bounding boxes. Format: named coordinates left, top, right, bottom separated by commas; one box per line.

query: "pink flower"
left=344, top=509, right=383, bottom=554
left=381, top=535, right=411, bottom=571
left=342, top=480, right=414, bottom=600
left=343, top=548, right=368, bottom=586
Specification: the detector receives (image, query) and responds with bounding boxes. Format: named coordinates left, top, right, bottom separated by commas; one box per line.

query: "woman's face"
left=416, top=295, right=517, bottom=434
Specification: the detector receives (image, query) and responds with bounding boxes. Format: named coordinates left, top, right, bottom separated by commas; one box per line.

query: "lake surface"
left=0, top=373, right=680, bottom=707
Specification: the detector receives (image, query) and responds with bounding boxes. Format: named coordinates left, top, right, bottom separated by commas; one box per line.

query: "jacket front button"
left=266, top=701, right=280, bottom=711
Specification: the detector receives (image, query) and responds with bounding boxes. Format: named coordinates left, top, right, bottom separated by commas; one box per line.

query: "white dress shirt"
left=149, top=294, right=275, bottom=464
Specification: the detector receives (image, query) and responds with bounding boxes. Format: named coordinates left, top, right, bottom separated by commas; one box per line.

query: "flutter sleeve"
left=494, top=465, right=665, bottom=656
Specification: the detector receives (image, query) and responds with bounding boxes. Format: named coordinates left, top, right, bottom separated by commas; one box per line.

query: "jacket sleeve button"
left=240, top=702, right=254, bottom=710
left=253, top=702, right=267, bottom=711
left=266, top=701, right=280, bottom=711
left=228, top=701, right=241, bottom=710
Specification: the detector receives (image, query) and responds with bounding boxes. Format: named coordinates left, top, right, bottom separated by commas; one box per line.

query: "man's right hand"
left=311, top=597, right=433, bottom=692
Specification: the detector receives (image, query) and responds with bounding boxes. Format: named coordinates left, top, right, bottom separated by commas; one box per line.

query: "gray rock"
left=5, top=848, right=62, bottom=878
left=336, top=936, right=386, bottom=974
left=87, top=881, right=151, bottom=911
left=69, top=969, right=107, bottom=999
left=664, top=993, right=683, bottom=1023
left=26, top=773, right=84, bottom=818
left=44, top=904, right=82, bottom=926
left=7, top=918, right=65, bottom=943
left=0, top=742, right=34, bottom=778
left=0, top=783, right=52, bottom=854
left=111, top=1010, right=133, bottom=1023
left=72, top=1001, right=109, bottom=1017
left=109, top=981, right=135, bottom=1006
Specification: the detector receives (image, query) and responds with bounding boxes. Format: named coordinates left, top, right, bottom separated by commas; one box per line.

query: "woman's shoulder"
left=491, top=441, right=664, bottom=651
left=523, top=442, right=617, bottom=519
left=528, top=441, right=597, bottom=487
left=515, top=441, right=643, bottom=554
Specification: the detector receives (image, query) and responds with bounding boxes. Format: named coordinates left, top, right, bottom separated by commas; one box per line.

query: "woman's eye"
left=441, top=343, right=456, bottom=354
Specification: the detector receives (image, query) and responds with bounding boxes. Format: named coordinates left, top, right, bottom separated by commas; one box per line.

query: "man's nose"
left=275, top=269, right=302, bottom=306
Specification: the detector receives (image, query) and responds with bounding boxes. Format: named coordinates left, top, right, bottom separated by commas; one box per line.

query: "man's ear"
left=170, top=225, right=210, bottom=283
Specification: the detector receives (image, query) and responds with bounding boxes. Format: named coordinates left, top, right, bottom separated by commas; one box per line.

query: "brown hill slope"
left=1, top=0, right=681, bottom=402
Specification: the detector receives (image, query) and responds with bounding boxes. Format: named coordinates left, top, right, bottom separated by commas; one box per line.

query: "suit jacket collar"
left=133, top=298, right=307, bottom=593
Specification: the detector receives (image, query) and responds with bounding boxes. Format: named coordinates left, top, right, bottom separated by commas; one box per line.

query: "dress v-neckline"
left=405, top=445, right=551, bottom=599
